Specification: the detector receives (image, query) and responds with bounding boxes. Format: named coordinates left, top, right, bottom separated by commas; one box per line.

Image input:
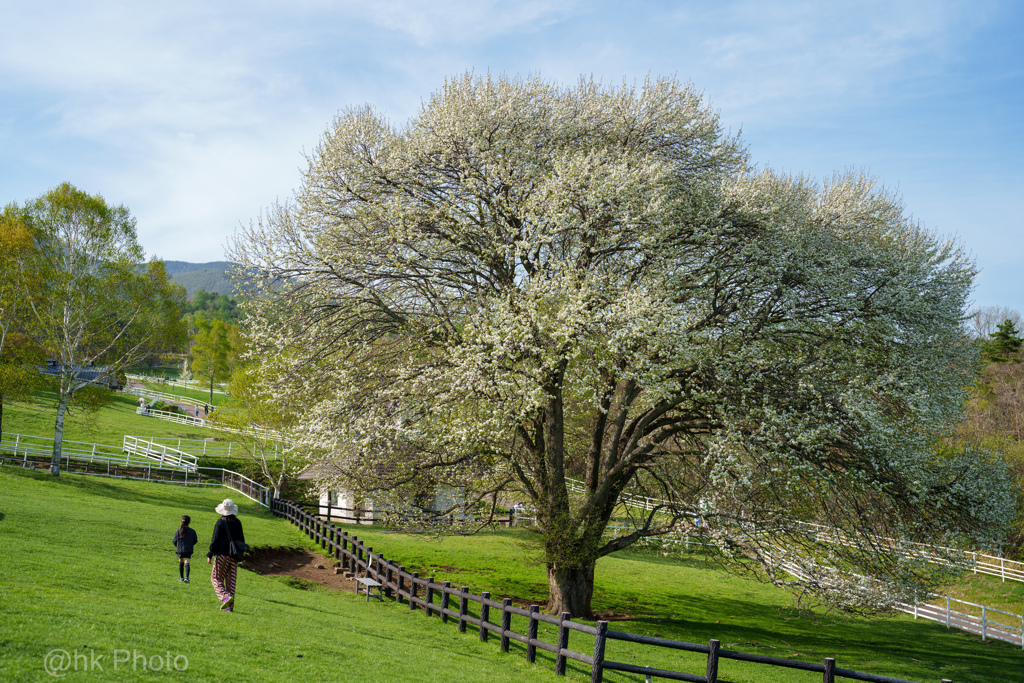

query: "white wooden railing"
left=0, top=432, right=191, bottom=472
left=135, top=404, right=208, bottom=427
left=125, top=436, right=283, bottom=459
left=1, top=432, right=269, bottom=508
left=125, top=374, right=228, bottom=395
left=125, top=385, right=206, bottom=407
left=122, top=436, right=198, bottom=472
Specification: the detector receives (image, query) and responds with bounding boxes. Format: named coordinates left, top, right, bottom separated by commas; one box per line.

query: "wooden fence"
left=273, top=498, right=954, bottom=683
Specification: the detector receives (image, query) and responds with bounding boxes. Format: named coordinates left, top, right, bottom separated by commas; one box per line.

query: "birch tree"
left=231, top=75, right=1014, bottom=617
left=19, top=183, right=187, bottom=475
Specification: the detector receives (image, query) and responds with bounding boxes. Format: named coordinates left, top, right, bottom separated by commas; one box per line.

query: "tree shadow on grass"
left=605, top=592, right=1020, bottom=683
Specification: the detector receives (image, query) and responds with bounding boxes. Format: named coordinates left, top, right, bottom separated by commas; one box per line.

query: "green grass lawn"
left=2, top=391, right=1022, bottom=682
left=136, top=379, right=222, bottom=407
left=3, top=389, right=215, bottom=445
left=0, top=467, right=564, bottom=683
left=335, top=526, right=1024, bottom=682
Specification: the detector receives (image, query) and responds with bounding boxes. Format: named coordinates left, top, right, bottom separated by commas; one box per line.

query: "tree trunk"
left=49, top=390, right=70, bottom=476
left=546, top=560, right=596, bottom=619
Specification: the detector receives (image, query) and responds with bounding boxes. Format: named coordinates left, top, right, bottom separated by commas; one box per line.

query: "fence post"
left=411, top=572, right=419, bottom=611
left=556, top=612, right=571, bottom=675
left=397, top=567, right=406, bottom=605
left=425, top=577, right=435, bottom=617
left=479, top=592, right=490, bottom=642
left=527, top=605, right=539, bottom=663
left=458, top=586, right=469, bottom=633
left=591, top=620, right=607, bottom=683
left=706, top=639, right=720, bottom=683
left=385, top=562, right=394, bottom=599
left=823, top=657, right=835, bottom=683
left=946, top=597, right=951, bottom=629
left=501, top=599, right=512, bottom=653
left=441, top=582, right=451, bottom=624
left=982, top=606, right=987, bottom=640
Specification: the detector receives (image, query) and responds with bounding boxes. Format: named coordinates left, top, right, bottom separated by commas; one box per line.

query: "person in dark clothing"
left=172, top=515, right=199, bottom=583
left=207, top=499, right=245, bottom=611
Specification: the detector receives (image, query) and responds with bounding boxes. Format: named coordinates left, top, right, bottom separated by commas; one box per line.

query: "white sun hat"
left=215, top=499, right=239, bottom=516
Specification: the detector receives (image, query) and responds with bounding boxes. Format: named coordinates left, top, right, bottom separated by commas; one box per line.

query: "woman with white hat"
left=206, top=498, right=245, bottom=612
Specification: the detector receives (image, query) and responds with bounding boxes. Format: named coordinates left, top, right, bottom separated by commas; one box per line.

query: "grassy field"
left=2, top=392, right=1023, bottom=681
left=2, top=389, right=215, bottom=445
left=135, top=379, right=223, bottom=407
left=334, top=526, right=1024, bottom=682
left=0, top=467, right=564, bottom=683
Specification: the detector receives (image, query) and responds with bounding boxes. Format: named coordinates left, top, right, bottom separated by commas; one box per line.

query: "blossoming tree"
left=231, top=75, right=1013, bottom=617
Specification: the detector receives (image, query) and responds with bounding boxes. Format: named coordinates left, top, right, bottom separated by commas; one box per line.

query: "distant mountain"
left=163, top=261, right=237, bottom=297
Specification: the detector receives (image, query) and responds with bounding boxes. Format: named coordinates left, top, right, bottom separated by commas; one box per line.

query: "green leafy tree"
left=214, top=361, right=306, bottom=498
left=184, top=289, right=243, bottom=324
left=982, top=319, right=1023, bottom=363
left=190, top=318, right=235, bottom=405
left=232, top=75, right=1013, bottom=617
left=17, top=183, right=187, bottom=475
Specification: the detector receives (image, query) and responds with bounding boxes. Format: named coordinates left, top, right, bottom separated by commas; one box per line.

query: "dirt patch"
left=242, top=547, right=638, bottom=621
left=243, top=546, right=360, bottom=593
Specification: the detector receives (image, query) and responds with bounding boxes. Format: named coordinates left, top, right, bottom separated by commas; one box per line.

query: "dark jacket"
left=207, top=515, right=245, bottom=559
left=172, top=527, right=199, bottom=554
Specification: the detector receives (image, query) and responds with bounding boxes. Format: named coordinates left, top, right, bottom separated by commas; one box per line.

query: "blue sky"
left=2, top=1, right=1021, bottom=312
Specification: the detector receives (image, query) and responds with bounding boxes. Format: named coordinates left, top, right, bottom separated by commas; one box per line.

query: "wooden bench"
left=356, top=577, right=383, bottom=602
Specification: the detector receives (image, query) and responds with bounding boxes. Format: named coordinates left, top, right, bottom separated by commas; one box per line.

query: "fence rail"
left=0, top=443, right=269, bottom=507
left=273, top=499, right=951, bottom=683
left=765, top=548, right=1023, bottom=649
left=124, top=436, right=282, bottom=459
left=125, top=374, right=228, bottom=394
left=124, top=385, right=207, bottom=407
left=135, top=405, right=208, bottom=427
left=122, top=436, right=198, bottom=471
left=0, top=432, right=193, bottom=472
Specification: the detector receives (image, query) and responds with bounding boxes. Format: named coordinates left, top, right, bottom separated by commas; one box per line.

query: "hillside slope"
left=0, top=468, right=559, bottom=682
left=162, top=260, right=236, bottom=296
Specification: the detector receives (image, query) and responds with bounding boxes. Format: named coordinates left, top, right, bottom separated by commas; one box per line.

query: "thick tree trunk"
left=547, top=560, right=596, bottom=618
left=49, top=391, right=70, bottom=476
